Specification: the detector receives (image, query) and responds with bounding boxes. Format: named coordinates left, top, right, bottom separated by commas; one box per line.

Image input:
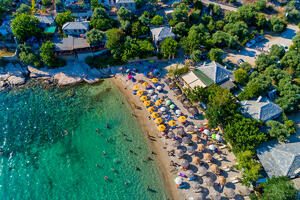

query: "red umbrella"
left=127, top=74, right=132, bottom=79
left=199, top=128, right=204, bottom=132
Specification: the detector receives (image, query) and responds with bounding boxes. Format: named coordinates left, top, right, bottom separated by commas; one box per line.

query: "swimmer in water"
left=147, top=186, right=150, bottom=191
left=129, top=150, right=133, bottom=153
left=135, top=167, right=140, bottom=171
left=102, top=151, right=107, bottom=156
left=124, top=182, right=129, bottom=185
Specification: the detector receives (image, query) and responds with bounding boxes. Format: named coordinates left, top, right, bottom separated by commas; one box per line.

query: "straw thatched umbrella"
left=182, top=136, right=191, bottom=144
left=198, top=166, right=207, bottom=176
left=203, top=153, right=212, bottom=162
left=203, top=176, right=214, bottom=187
left=186, top=169, right=194, bottom=178
left=224, top=187, right=235, bottom=199
left=210, top=164, right=220, bottom=174
left=197, top=144, right=205, bottom=152
left=176, top=127, right=185, bottom=137
left=175, top=149, right=184, bottom=158
left=188, top=107, right=198, bottom=115
left=239, top=186, right=251, bottom=196
left=191, top=182, right=202, bottom=191
left=174, top=89, right=182, bottom=95
left=183, top=100, right=192, bottom=107
left=217, top=176, right=226, bottom=185
left=172, top=140, right=180, bottom=148
left=192, top=156, right=201, bottom=166
left=181, top=159, right=189, bottom=168
left=169, top=82, right=177, bottom=89
left=210, top=191, right=221, bottom=200
left=187, top=145, right=196, bottom=154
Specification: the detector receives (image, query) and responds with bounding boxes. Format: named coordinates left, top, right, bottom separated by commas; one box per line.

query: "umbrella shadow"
left=225, top=182, right=236, bottom=190
left=234, top=194, right=245, bottom=200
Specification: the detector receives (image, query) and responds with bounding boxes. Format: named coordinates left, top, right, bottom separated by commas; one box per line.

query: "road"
left=201, top=0, right=238, bottom=11
left=224, top=25, right=299, bottom=65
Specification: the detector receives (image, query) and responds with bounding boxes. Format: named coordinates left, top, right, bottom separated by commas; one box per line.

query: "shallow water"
left=0, top=80, right=167, bottom=200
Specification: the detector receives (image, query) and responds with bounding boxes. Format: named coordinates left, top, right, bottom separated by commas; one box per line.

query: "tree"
left=191, top=50, right=202, bottom=62
left=234, top=69, right=248, bottom=85
left=131, top=21, right=149, bottom=37
left=105, top=28, right=125, bottom=58
left=139, top=11, right=151, bottom=25
left=31, top=0, right=36, bottom=12
left=135, top=0, right=147, bottom=8
left=92, top=7, right=108, bottom=19
left=120, top=20, right=131, bottom=32
left=117, top=6, right=131, bottom=21
left=137, top=39, right=154, bottom=58
left=161, top=37, right=178, bottom=59
left=208, top=48, right=223, bottom=63
left=86, top=29, right=104, bottom=45
left=173, top=22, right=188, bottom=36
left=291, top=33, right=300, bottom=53
left=237, top=5, right=258, bottom=25
left=42, top=0, right=51, bottom=7
left=90, top=18, right=117, bottom=31
left=194, top=0, right=203, bottom=10
left=91, top=0, right=105, bottom=11
left=287, top=9, right=300, bottom=23
left=215, top=20, right=224, bottom=30
left=255, top=53, right=276, bottom=72
left=0, top=0, right=11, bottom=18
left=18, top=43, right=41, bottom=67
left=266, top=120, right=292, bottom=142
left=55, top=10, right=74, bottom=27
left=280, top=50, right=300, bottom=73
left=172, top=3, right=189, bottom=22
left=256, top=13, right=267, bottom=29
left=151, top=15, right=164, bottom=25
left=224, top=11, right=240, bottom=23
left=212, top=31, right=238, bottom=49
left=269, top=44, right=285, bottom=59
left=261, top=177, right=298, bottom=200
left=40, top=41, right=56, bottom=67
left=224, top=21, right=249, bottom=41
left=240, top=62, right=252, bottom=72
left=16, top=3, right=31, bottom=14
left=11, top=13, right=41, bottom=41
left=269, top=17, right=286, bottom=32
left=256, top=0, right=266, bottom=11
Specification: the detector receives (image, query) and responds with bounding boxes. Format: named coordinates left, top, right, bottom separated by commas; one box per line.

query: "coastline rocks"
left=0, top=63, right=27, bottom=88
left=7, top=75, right=25, bottom=85
left=54, top=72, right=83, bottom=86
left=28, top=66, right=51, bottom=78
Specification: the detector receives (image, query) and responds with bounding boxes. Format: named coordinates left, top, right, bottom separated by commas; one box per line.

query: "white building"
left=62, top=22, right=89, bottom=37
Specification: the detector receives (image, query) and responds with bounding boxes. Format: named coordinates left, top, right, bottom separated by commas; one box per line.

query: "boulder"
left=28, top=66, right=51, bottom=78
left=7, top=75, right=25, bottom=85
left=54, top=72, right=82, bottom=86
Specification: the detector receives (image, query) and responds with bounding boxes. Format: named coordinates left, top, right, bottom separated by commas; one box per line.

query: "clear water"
left=0, top=80, right=167, bottom=200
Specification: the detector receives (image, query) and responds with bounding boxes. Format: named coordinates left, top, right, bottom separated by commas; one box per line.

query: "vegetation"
left=234, top=69, right=248, bottom=85
left=161, top=37, right=178, bottom=59
left=40, top=41, right=65, bottom=68
left=11, top=14, right=41, bottom=41
left=151, top=15, right=164, bottom=25
left=16, top=3, right=31, bottom=15
left=266, top=120, right=295, bottom=142
left=18, top=43, right=41, bottom=68
left=55, top=10, right=75, bottom=27
left=86, top=29, right=104, bottom=45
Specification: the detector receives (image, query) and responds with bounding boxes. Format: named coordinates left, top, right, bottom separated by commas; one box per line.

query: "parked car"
left=280, top=44, right=289, bottom=52
left=255, top=35, right=264, bottom=43
left=238, top=59, right=245, bottom=65
left=246, top=40, right=256, bottom=47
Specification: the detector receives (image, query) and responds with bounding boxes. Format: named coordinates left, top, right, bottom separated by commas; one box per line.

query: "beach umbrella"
left=133, top=85, right=140, bottom=90
left=151, top=78, right=158, bottom=83
left=216, top=134, right=222, bottom=141
left=186, top=170, right=194, bottom=178
left=174, top=177, right=183, bottom=185
left=217, top=176, right=226, bottom=185
left=137, top=90, right=144, bottom=96
left=140, top=96, right=148, bottom=101
left=142, top=82, right=148, bottom=87
left=126, top=69, right=130, bottom=73
left=224, top=187, right=235, bottom=199
left=166, top=99, right=172, bottom=106
left=168, top=120, right=176, bottom=127
left=210, top=164, right=220, bottom=174
left=203, top=129, right=210, bottom=136
left=170, top=104, right=176, bottom=109
left=168, top=131, right=175, bottom=139
left=157, top=85, right=162, bottom=91
left=175, top=149, right=184, bottom=158
left=192, top=156, right=201, bottom=166
left=176, top=127, right=185, bottom=137
left=182, top=136, right=191, bottom=144
left=151, top=112, right=159, bottom=118
left=152, top=95, right=158, bottom=100
left=180, top=159, right=189, bottom=168
left=211, top=134, right=217, bottom=140
left=203, top=176, right=214, bottom=187
left=155, top=118, right=163, bottom=124
left=191, top=182, right=202, bottom=191
left=239, top=186, right=251, bottom=196
left=144, top=101, right=151, bottom=107
left=175, top=110, right=181, bottom=115
left=209, top=144, right=216, bottom=151
left=155, top=100, right=162, bottom=106
left=146, top=85, right=152, bottom=89
left=174, top=89, right=182, bottom=95
left=172, top=140, right=180, bottom=148
left=188, top=107, right=198, bottom=115
left=187, top=145, right=196, bottom=154
left=183, top=100, right=192, bottom=107
left=178, top=116, right=186, bottom=123
left=160, top=107, right=166, bottom=112
left=186, top=125, right=194, bottom=133
left=147, top=106, right=155, bottom=113
left=210, top=191, right=221, bottom=200
left=192, top=134, right=199, bottom=142
left=157, top=124, right=166, bottom=132
left=148, top=89, right=154, bottom=94
left=198, top=166, right=207, bottom=176
left=204, top=153, right=212, bottom=162
left=197, top=144, right=205, bottom=152
left=127, top=74, right=132, bottom=79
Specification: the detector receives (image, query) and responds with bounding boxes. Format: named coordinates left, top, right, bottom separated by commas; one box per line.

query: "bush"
left=85, top=53, right=124, bottom=69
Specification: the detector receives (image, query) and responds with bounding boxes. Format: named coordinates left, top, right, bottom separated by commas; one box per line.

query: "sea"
left=0, top=80, right=167, bottom=200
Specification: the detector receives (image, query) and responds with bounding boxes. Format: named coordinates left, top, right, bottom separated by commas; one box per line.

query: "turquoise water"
left=0, top=80, right=167, bottom=200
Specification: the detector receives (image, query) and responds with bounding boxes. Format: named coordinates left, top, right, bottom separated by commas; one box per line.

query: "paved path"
left=201, top=0, right=238, bottom=11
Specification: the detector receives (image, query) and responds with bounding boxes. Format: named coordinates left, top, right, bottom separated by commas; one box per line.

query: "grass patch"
left=0, top=49, right=15, bottom=57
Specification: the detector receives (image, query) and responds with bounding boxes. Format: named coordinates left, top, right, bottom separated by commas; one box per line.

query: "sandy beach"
left=111, top=77, right=183, bottom=200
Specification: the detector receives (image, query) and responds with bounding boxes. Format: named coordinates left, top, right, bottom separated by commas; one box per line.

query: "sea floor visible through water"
left=0, top=80, right=167, bottom=200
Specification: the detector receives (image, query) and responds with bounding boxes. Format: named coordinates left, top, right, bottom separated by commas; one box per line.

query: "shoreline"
left=111, top=77, right=183, bottom=200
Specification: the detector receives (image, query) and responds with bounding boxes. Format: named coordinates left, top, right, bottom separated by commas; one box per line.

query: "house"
left=35, top=15, right=55, bottom=28
left=0, top=20, right=12, bottom=40
left=72, top=10, right=93, bottom=21
left=103, top=0, right=116, bottom=7
left=257, top=135, right=300, bottom=178
left=240, top=97, right=282, bottom=122
left=116, top=0, right=136, bottom=11
left=181, top=62, right=235, bottom=90
left=62, top=22, right=89, bottom=37
left=150, top=26, right=175, bottom=47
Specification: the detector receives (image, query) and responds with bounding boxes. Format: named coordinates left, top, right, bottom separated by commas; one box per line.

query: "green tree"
left=215, top=20, right=224, bottom=30
left=11, top=13, right=41, bottom=41
left=151, top=15, right=164, bottom=25
left=237, top=5, right=258, bottom=25
left=135, top=0, right=147, bottom=8
left=269, top=44, right=285, bottom=59
left=234, top=69, right=248, bottom=85
left=224, top=11, right=240, bottom=23
left=266, top=120, right=292, bottom=142
left=173, top=22, right=188, bottom=36
left=90, top=18, right=117, bottom=31
left=212, top=31, right=238, bottom=49
left=86, top=29, right=104, bottom=45
left=255, top=53, right=276, bottom=72
left=131, top=21, right=149, bottom=37
left=208, top=48, right=223, bottom=63
left=291, top=33, right=300, bottom=53
left=137, top=39, right=154, bottom=58
left=172, top=3, right=189, bottom=22
left=269, top=17, right=286, bottom=32
left=256, top=0, right=266, bottom=11
left=91, top=0, right=105, bottom=10
left=16, top=3, right=31, bottom=14
left=120, top=20, right=131, bottom=32
left=256, top=13, right=267, bottom=29
left=0, top=0, right=11, bottom=18
left=105, top=28, right=125, bottom=58
left=40, top=41, right=56, bottom=67
left=42, top=0, right=51, bottom=7
left=240, top=62, right=252, bottom=72
left=280, top=50, right=300, bottom=73
left=287, top=9, right=300, bottom=23
left=139, top=11, right=151, bottom=25
left=117, top=6, right=131, bottom=21
left=55, top=10, right=75, bottom=27
left=190, top=50, right=202, bottom=62
left=261, top=176, right=298, bottom=200
left=224, top=21, right=249, bottom=41
left=161, top=37, right=178, bottom=59
left=92, top=7, right=108, bottom=19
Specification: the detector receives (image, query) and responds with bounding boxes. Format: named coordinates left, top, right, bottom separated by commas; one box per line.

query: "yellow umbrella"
left=140, top=96, right=148, bottom=101
left=137, top=90, right=143, bottom=96
left=157, top=124, right=166, bottom=132
left=168, top=120, right=176, bottom=127
left=178, top=115, right=186, bottom=123
left=133, top=85, right=140, bottom=90
left=151, top=78, right=158, bottom=83
left=155, top=100, right=162, bottom=106
left=144, top=101, right=151, bottom=107
left=155, top=118, right=163, bottom=124
left=147, top=106, right=155, bottom=113
left=142, top=82, right=148, bottom=87
left=215, top=127, right=219, bottom=131
left=152, top=112, right=159, bottom=118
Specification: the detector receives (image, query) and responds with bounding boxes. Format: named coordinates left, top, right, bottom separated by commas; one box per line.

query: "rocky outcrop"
left=28, top=66, right=51, bottom=78
left=0, top=63, right=27, bottom=89
left=54, top=72, right=83, bottom=86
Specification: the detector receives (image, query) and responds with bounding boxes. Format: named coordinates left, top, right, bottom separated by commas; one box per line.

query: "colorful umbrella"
left=140, top=96, right=148, bottom=101
left=157, top=124, right=166, bottom=132
left=157, top=85, right=162, bottom=91
left=127, top=74, right=132, bottom=79
left=211, top=134, right=217, bottom=140
left=155, top=118, right=163, bottom=124
left=152, top=95, right=158, bottom=100
left=170, top=104, right=176, bottom=109
left=148, top=89, right=154, bottom=94
left=144, top=101, right=151, bottom=107
left=133, top=85, right=140, bottom=90
left=155, top=100, right=162, bottom=106
left=166, top=100, right=172, bottom=106
left=142, top=82, right=148, bottom=87
left=126, top=69, right=130, bottom=73
left=175, top=110, right=181, bottom=115
left=160, top=107, right=166, bottom=112
left=168, top=120, right=176, bottom=127
left=137, top=90, right=143, bottom=96
left=151, top=78, right=158, bottom=83
left=174, top=177, right=183, bottom=185
left=151, top=112, right=159, bottom=118
left=147, top=106, right=155, bottom=113
left=178, top=116, right=186, bottom=123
